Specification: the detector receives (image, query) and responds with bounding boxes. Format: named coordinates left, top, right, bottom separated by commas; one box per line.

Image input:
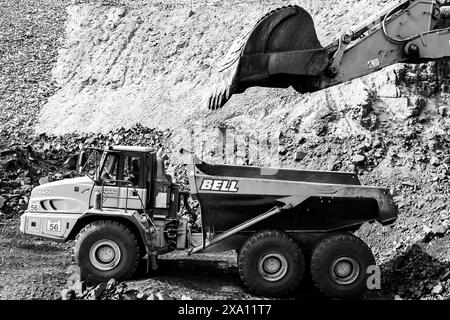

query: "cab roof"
left=109, top=145, right=154, bottom=153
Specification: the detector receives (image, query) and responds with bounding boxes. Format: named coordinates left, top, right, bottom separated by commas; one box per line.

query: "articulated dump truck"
left=20, top=146, right=397, bottom=298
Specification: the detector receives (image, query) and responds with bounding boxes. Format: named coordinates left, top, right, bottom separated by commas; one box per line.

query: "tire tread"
left=310, top=232, right=375, bottom=299
left=238, top=230, right=304, bottom=297
left=73, top=220, right=140, bottom=282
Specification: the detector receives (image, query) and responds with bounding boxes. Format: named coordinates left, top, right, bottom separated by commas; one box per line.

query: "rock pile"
left=383, top=244, right=450, bottom=300
left=0, top=124, right=172, bottom=219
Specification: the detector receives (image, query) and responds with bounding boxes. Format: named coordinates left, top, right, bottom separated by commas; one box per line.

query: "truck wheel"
left=74, top=220, right=140, bottom=283
left=238, top=230, right=304, bottom=297
left=310, top=233, right=375, bottom=299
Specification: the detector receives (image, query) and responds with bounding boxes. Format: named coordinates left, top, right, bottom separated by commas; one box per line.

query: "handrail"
left=100, top=179, right=158, bottom=233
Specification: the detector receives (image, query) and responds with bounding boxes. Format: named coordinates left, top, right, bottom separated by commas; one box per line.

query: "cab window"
left=124, top=156, right=141, bottom=187
left=100, top=153, right=119, bottom=184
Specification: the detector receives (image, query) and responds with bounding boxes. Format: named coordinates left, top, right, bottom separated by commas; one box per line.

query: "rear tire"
left=73, top=220, right=140, bottom=284
left=238, top=230, right=304, bottom=297
left=310, top=232, right=375, bottom=299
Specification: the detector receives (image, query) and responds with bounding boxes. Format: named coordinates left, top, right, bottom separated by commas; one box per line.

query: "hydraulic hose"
left=381, top=1, right=440, bottom=44
left=382, top=0, right=417, bottom=43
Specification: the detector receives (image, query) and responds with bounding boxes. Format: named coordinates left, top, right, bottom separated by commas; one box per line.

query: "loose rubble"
left=61, top=278, right=190, bottom=300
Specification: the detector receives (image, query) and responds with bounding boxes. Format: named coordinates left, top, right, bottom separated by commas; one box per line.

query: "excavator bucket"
left=207, top=6, right=329, bottom=110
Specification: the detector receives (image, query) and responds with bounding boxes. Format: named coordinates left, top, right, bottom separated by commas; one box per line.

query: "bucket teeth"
left=207, top=66, right=237, bottom=110
left=206, top=26, right=247, bottom=110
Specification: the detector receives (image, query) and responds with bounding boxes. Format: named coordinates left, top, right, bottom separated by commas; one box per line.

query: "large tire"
left=310, top=232, right=375, bottom=299
left=238, top=230, right=305, bottom=297
left=73, top=220, right=140, bottom=283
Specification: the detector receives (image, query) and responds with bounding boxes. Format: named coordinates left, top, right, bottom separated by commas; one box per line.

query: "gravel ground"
left=0, top=218, right=71, bottom=300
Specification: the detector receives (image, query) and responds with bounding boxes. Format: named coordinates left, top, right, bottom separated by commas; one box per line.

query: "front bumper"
left=20, top=211, right=81, bottom=241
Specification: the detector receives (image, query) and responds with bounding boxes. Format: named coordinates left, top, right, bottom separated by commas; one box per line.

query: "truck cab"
left=20, top=146, right=182, bottom=254
left=93, top=146, right=179, bottom=217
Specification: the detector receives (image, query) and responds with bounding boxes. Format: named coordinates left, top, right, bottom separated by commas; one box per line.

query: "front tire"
left=310, top=232, right=375, bottom=299
left=73, top=220, right=140, bottom=283
left=238, top=230, right=305, bottom=297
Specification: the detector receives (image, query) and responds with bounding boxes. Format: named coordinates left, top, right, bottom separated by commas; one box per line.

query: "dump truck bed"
left=188, top=155, right=397, bottom=234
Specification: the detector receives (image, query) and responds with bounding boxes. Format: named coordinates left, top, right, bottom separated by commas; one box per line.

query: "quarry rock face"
left=33, top=1, right=424, bottom=137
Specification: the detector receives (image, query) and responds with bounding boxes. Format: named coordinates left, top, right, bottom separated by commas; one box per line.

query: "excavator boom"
left=207, top=0, right=450, bottom=110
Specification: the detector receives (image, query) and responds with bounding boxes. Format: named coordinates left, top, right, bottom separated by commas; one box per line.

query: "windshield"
left=77, top=149, right=102, bottom=181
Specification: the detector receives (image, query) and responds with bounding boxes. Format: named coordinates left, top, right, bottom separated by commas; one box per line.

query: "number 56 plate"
left=47, top=220, right=61, bottom=232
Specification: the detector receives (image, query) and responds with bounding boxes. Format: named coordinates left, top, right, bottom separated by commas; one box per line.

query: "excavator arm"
left=207, top=0, right=450, bottom=110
